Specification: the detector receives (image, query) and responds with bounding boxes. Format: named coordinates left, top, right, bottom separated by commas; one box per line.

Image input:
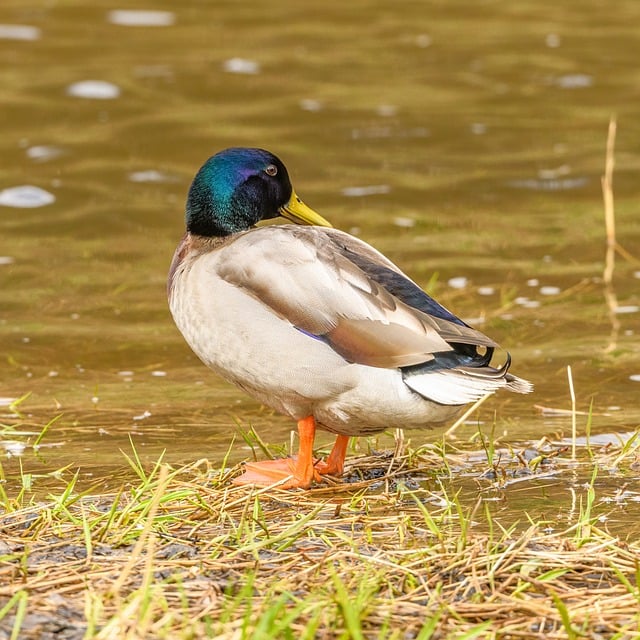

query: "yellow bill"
left=279, top=190, right=333, bottom=228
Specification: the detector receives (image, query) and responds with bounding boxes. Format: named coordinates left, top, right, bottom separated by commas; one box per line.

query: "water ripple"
left=507, top=177, right=588, bottom=191
left=67, top=80, right=121, bottom=99
left=0, top=185, right=55, bottom=208
left=26, top=145, right=65, bottom=162
left=341, top=185, right=391, bottom=197
left=107, top=10, right=175, bottom=27
left=128, top=170, right=179, bottom=183
left=222, top=58, right=260, bottom=74
left=0, top=24, right=41, bottom=40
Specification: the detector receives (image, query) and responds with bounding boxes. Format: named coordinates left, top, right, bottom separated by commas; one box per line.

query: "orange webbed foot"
left=314, top=434, right=350, bottom=477
left=233, top=420, right=350, bottom=489
left=233, top=457, right=315, bottom=489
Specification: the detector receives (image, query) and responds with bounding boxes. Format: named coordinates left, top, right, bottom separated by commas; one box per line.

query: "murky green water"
left=1, top=1, right=639, bottom=512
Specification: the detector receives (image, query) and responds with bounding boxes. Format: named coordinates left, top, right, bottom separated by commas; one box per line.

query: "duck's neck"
left=167, top=232, right=232, bottom=297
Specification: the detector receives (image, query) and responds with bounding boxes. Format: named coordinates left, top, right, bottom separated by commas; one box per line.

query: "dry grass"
left=1, top=440, right=640, bottom=640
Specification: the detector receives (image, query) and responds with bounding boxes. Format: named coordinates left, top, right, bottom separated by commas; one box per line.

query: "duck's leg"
left=233, top=416, right=317, bottom=489
left=314, top=435, right=350, bottom=476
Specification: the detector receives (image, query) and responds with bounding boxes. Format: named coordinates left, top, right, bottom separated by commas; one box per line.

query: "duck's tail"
left=402, top=352, right=533, bottom=405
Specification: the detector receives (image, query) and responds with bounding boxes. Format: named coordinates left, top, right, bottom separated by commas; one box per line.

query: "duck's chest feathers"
left=168, top=232, right=313, bottom=391
left=169, top=234, right=249, bottom=370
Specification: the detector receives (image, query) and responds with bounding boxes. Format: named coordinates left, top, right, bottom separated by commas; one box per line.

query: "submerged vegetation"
left=1, top=426, right=640, bottom=639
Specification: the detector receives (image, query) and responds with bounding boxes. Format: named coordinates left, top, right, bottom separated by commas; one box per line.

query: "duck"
left=168, top=147, right=532, bottom=489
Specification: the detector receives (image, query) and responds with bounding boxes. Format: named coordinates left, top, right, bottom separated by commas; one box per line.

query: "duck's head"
left=185, top=147, right=332, bottom=236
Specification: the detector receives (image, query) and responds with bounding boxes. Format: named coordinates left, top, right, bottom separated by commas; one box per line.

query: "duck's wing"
left=320, top=229, right=532, bottom=401
left=216, top=225, right=497, bottom=369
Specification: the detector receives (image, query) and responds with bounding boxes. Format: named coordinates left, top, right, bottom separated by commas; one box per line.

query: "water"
left=1, top=1, right=639, bottom=506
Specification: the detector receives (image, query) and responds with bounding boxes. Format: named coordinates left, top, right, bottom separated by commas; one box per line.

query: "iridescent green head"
left=185, top=147, right=331, bottom=236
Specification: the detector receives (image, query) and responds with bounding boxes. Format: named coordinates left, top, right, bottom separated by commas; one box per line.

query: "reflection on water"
left=1, top=1, right=639, bottom=507
left=0, top=185, right=55, bottom=207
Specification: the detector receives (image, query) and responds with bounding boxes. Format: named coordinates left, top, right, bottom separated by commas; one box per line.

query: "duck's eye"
left=265, top=164, right=278, bottom=176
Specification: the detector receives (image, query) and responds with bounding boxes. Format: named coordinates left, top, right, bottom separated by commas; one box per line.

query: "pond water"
left=1, top=1, right=639, bottom=521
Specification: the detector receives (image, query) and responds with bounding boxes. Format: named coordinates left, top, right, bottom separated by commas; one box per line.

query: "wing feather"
left=215, top=225, right=497, bottom=369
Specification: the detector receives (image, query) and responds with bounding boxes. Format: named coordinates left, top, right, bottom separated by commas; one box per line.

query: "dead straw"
left=601, top=117, right=620, bottom=353
left=567, top=365, right=577, bottom=460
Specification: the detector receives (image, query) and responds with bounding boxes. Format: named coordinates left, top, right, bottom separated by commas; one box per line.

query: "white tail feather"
left=403, top=369, right=532, bottom=406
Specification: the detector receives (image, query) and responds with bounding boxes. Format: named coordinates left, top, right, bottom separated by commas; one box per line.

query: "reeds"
left=601, top=117, right=620, bottom=353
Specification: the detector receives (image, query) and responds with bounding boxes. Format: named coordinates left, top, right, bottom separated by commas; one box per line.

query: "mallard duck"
left=168, top=147, right=532, bottom=489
